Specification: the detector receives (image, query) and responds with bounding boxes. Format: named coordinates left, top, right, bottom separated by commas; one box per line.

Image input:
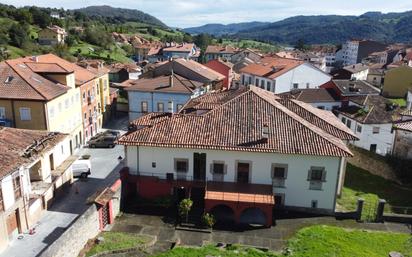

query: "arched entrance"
left=239, top=207, right=267, bottom=226
left=210, top=204, right=235, bottom=226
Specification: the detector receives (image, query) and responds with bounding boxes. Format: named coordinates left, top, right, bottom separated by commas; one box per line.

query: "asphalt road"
left=1, top=118, right=128, bottom=257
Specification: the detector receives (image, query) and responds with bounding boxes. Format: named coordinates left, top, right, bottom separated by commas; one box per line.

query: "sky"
left=2, top=0, right=412, bottom=28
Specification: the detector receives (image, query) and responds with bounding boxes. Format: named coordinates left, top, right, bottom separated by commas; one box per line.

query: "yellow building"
left=382, top=65, right=412, bottom=98
left=0, top=55, right=83, bottom=153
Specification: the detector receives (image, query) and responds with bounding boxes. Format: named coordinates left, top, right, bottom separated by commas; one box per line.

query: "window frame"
left=0, top=107, right=6, bottom=119
left=174, top=158, right=189, bottom=173
left=372, top=126, right=380, bottom=134
left=19, top=107, right=31, bottom=121
left=141, top=101, right=148, bottom=113
left=157, top=102, right=164, bottom=112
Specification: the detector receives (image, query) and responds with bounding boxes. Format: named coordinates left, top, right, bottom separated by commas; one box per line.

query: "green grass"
left=85, top=232, right=151, bottom=257
left=337, top=163, right=412, bottom=216
left=152, top=244, right=279, bottom=257
left=220, top=39, right=280, bottom=53
left=4, top=45, right=28, bottom=59
left=286, top=225, right=412, bottom=257
left=69, top=42, right=133, bottom=63
left=389, top=98, right=407, bottom=107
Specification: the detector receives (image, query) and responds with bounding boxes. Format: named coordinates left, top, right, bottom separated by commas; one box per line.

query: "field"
left=68, top=42, right=133, bottom=63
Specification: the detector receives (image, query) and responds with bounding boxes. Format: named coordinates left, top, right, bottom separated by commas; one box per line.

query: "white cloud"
left=2, top=0, right=412, bottom=27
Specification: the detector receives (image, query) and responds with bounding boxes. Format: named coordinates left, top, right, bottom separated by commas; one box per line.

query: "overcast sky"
left=2, top=0, right=412, bottom=28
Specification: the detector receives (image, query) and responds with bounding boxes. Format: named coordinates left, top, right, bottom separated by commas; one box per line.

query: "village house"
left=108, top=63, right=142, bottom=84
left=204, top=45, right=238, bottom=63
left=320, top=79, right=380, bottom=104
left=230, top=48, right=263, bottom=73
left=393, top=120, right=412, bottom=159
left=337, top=40, right=387, bottom=66
left=0, top=55, right=83, bottom=152
left=204, top=59, right=234, bottom=89
left=331, top=63, right=369, bottom=80
left=149, top=58, right=225, bottom=90
left=0, top=127, right=74, bottom=252
left=335, top=94, right=400, bottom=156
left=122, top=74, right=203, bottom=121
left=38, top=25, right=67, bottom=45
left=366, top=68, right=385, bottom=88
left=118, top=86, right=357, bottom=227
left=240, top=57, right=331, bottom=94
left=162, top=43, right=200, bottom=61
left=278, top=88, right=341, bottom=111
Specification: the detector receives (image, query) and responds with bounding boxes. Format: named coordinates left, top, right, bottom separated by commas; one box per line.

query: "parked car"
left=103, top=130, right=121, bottom=138
left=88, top=135, right=116, bottom=148
left=72, top=159, right=91, bottom=178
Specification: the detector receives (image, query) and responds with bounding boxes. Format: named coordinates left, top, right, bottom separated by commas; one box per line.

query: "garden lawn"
left=389, top=98, right=407, bottom=107
left=69, top=42, right=133, bottom=63
left=152, top=244, right=279, bottom=257
left=85, top=232, right=151, bottom=257
left=286, top=225, right=412, bottom=257
left=337, top=163, right=412, bottom=216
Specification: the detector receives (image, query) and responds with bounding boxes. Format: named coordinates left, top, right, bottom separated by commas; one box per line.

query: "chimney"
left=169, top=75, right=174, bottom=87
left=262, top=123, right=269, bottom=140
left=32, top=56, right=39, bottom=62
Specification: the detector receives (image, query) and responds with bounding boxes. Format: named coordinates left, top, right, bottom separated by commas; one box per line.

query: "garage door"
left=6, top=211, right=19, bottom=238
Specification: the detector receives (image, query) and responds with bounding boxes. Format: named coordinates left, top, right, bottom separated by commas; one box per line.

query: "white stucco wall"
left=338, top=114, right=395, bottom=155
left=308, top=102, right=341, bottom=111
left=351, top=69, right=369, bottom=81
left=126, top=146, right=343, bottom=210
left=241, top=63, right=331, bottom=94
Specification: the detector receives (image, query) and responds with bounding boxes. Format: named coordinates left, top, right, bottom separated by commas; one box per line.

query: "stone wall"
left=39, top=179, right=122, bottom=257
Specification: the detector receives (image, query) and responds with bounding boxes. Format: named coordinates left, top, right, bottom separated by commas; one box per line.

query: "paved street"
left=0, top=116, right=128, bottom=257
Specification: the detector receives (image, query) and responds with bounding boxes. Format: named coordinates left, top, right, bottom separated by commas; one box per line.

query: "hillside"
left=234, top=11, right=412, bottom=45
left=183, top=22, right=270, bottom=36
left=74, top=5, right=167, bottom=28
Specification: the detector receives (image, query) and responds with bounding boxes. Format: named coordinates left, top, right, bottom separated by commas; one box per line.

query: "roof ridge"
left=197, top=88, right=251, bottom=116
left=172, top=74, right=195, bottom=93
left=248, top=88, right=352, bottom=155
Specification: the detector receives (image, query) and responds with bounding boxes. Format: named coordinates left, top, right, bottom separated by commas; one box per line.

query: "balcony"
left=87, top=96, right=92, bottom=105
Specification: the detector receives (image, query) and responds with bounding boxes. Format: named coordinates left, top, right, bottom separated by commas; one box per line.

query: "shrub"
left=202, top=213, right=215, bottom=229
left=179, top=198, right=193, bottom=223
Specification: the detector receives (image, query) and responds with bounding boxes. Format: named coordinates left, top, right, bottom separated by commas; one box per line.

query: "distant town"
left=0, top=3, right=411, bottom=257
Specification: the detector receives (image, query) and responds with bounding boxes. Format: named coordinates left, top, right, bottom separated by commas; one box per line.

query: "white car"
left=72, top=159, right=91, bottom=178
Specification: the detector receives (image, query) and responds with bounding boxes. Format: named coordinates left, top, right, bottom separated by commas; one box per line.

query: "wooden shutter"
left=224, top=164, right=227, bottom=174
left=209, top=163, right=214, bottom=174
left=307, top=169, right=312, bottom=180
left=284, top=168, right=288, bottom=179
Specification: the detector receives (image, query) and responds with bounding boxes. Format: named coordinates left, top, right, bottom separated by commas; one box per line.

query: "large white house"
left=240, top=57, right=331, bottom=94
left=118, top=86, right=357, bottom=226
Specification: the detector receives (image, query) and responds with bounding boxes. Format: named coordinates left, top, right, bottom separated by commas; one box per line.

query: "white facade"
left=350, top=69, right=369, bottom=81
left=126, top=146, right=345, bottom=211
left=338, top=114, right=395, bottom=156
left=339, top=41, right=359, bottom=66
left=241, top=63, right=332, bottom=94
left=407, top=91, right=412, bottom=110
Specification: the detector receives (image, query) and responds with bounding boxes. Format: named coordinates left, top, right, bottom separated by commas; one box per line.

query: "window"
left=272, top=164, right=287, bottom=187
left=341, top=117, right=346, bottom=124
left=346, top=119, right=351, bottom=128
left=373, top=127, right=380, bottom=134
left=104, top=79, right=108, bottom=90
left=260, top=79, right=264, bottom=89
left=318, top=106, right=325, bottom=110
left=274, top=194, right=284, bottom=206
left=61, top=145, right=64, bottom=154
left=168, top=101, right=173, bottom=112
left=152, top=162, right=156, bottom=168
left=306, top=83, right=310, bottom=89
left=242, top=74, right=245, bottom=85
left=49, top=107, right=55, bottom=118
left=157, top=102, right=164, bottom=112
left=308, top=167, right=326, bottom=190
left=255, top=78, right=259, bottom=86
left=96, top=85, right=100, bottom=95
left=13, top=175, right=21, bottom=200
left=177, top=104, right=183, bottom=111
left=175, top=159, right=188, bottom=173
left=357, top=125, right=362, bottom=133
left=293, top=83, right=299, bottom=89
left=83, top=92, right=86, bottom=103
left=0, top=107, right=5, bottom=119
left=65, top=99, right=70, bottom=109
left=19, top=108, right=31, bottom=121
left=370, top=144, right=377, bottom=153
left=266, top=81, right=271, bottom=91
left=141, top=101, right=148, bottom=113
left=311, top=200, right=318, bottom=208
left=212, top=163, right=224, bottom=174
left=248, top=77, right=252, bottom=85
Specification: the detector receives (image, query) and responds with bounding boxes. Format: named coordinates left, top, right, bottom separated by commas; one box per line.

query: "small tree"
left=202, top=213, right=215, bottom=229
left=179, top=198, right=193, bottom=223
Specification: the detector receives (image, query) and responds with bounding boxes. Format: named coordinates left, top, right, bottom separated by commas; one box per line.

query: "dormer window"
left=4, top=76, right=13, bottom=83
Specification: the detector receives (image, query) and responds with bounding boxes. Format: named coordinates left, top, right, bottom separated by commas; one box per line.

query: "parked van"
left=72, top=159, right=91, bottom=178
left=88, top=135, right=116, bottom=148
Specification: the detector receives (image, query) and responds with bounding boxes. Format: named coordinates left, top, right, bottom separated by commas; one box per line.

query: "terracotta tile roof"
left=0, top=127, right=67, bottom=178
left=25, top=62, right=72, bottom=73
left=337, top=95, right=400, bottom=124
left=77, top=60, right=110, bottom=76
left=1, top=58, right=69, bottom=101
left=166, top=59, right=225, bottom=82
left=394, top=120, right=412, bottom=132
left=124, top=74, right=202, bottom=94
left=205, top=45, right=238, bottom=55
left=240, top=57, right=304, bottom=79
left=278, top=88, right=339, bottom=103
left=401, top=109, right=412, bottom=117
left=119, top=86, right=355, bottom=157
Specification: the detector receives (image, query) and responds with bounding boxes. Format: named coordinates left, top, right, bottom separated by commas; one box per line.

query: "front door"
left=193, top=153, right=206, bottom=181
left=237, top=162, right=250, bottom=183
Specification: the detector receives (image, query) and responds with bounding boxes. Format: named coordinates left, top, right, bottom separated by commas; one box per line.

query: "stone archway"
left=210, top=204, right=236, bottom=226
left=239, top=207, right=267, bottom=226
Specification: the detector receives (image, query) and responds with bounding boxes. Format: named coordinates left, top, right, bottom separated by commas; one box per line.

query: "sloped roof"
left=205, top=45, right=237, bottom=55
left=163, top=43, right=195, bottom=53
left=166, top=58, right=225, bottom=82
left=124, top=74, right=202, bottom=94
left=119, top=86, right=355, bottom=157
left=394, top=120, right=412, bottom=132
left=343, top=63, right=369, bottom=73
left=330, top=80, right=380, bottom=96
left=240, top=57, right=304, bottom=79
left=0, top=127, right=67, bottom=178
left=278, top=88, right=339, bottom=103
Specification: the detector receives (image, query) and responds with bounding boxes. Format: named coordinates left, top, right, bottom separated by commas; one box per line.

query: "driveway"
left=0, top=116, right=128, bottom=257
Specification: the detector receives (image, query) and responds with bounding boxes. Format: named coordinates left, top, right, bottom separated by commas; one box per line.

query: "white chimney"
left=262, top=123, right=269, bottom=139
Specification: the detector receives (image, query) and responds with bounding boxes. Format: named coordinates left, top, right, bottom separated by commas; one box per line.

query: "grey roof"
left=343, top=63, right=369, bottom=73
left=332, top=80, right=380, bottom=96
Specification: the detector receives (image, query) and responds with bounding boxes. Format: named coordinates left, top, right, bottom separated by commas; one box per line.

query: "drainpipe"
left=20, top=169, right=30, bottom=231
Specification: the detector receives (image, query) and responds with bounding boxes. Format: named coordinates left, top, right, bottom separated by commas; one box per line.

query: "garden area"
left=337, top=163, right=412, bottom=217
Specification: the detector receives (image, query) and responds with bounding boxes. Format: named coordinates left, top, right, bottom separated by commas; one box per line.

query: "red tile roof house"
left=0, top=127, right=74, bottom=252
left=204, top=59, right=234, bottom=89
left=240, top=57, right=331, bottom=94
left=117, top=86, right=357, bottom=227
